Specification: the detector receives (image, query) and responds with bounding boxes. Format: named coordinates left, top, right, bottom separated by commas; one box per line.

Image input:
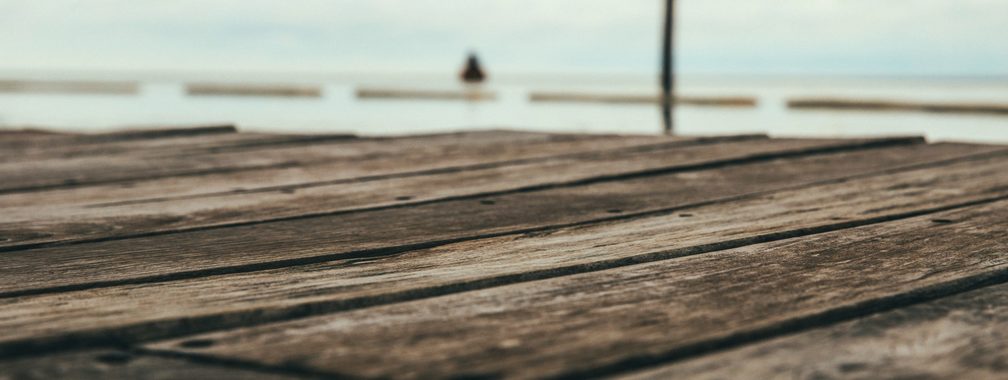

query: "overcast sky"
left=2, top=0, right=1007, bottom=76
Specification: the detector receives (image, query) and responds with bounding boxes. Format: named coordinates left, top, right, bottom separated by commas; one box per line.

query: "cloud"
left=0, top=0, right=1005, bottom=75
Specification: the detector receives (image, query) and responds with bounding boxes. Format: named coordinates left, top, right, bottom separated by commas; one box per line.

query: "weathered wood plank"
left=0, top=349, right=307, bottom=380
left=0, top=125, right=237, bottom=151
left=0, top=137, right=941, bottom=296
left=0, top=131, right=688, bottom=208
left=619, top=282, right=1008, bottom=380
left=2, top=150, right=1007, bottom=355
left=147, top=199, right=1008, bottom=379
left=1, top=124, right=234, bottom=139
left=0, top=128, right=69, bottom=139
left=0, top=131, right=359, bottom=163
left=0, top=126, right=270, bottom=163
left=0, top=129, right=606, bottom=163
left=0, top=130, right=699, bottom=194
left=0, top=132, right=752, bottom=213
left=0, top=137, right=924, bottom=250
left=0, top=129, right=524, bottom=185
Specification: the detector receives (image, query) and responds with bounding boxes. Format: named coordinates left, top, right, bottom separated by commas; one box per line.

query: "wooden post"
left=661, top=0, right=675, bottom=134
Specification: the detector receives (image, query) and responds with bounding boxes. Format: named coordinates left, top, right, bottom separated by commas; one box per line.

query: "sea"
left=1, top=71, right=1007, bottom=143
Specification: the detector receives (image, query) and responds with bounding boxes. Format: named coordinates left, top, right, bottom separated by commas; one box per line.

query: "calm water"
left=1, top=73, right=1007, bottom=143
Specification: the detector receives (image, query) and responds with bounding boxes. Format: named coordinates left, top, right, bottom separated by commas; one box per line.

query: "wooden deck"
left=2, top=126, right=1007, bottom=379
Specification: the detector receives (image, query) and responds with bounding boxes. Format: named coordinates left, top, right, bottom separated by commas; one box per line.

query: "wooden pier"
left=1, top=126, right=1007, bottom=379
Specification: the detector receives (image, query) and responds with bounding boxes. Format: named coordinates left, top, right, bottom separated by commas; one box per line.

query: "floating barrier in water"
left=0, top=80, right=139, bottom=95
left=186, top=83, right=322, bottom=98
left=788, top=98, right=1008, bottom=115
left=356, top=87, right=497, bottom=101
left=528, top=92, right=756, bottom=107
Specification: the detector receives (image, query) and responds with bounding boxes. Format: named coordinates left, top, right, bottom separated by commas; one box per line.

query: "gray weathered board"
left=619, top=281, right=1008, bottom=379
left=6, top=135, right=887, bottom=249
left=1, top=127, right=1006, bottom=379
left=0, top=349, right=304, bottom=380
left=148, top=200, right=1008, bottom=379
left=0, top=129, right=677, bottom=193
left=0, top=136, right=942, bottom=250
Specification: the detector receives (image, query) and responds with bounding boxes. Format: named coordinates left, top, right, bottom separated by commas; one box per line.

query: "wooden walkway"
left=2, top=126, right=1007, bottom=379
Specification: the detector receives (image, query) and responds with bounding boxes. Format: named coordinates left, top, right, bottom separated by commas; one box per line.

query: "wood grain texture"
left=0, top=130, right=663, bottom=205
left=0, top=131, right=361, bottom=163
left=0, top=137, right=923, bottom=250
left=0, top=131, right=701, bottom=209
left=0, top=129, right=666, bottom=194
left=8, top=124, right=236, bottom=141
left=620, top=282, right=1008, bottom=380
left=0, top=349, right=306, bottom=380
left=148, top=199, right=1008, bottom=380
left=0, top=132, right=746, bottom=210
left=0, top=138, right=947, bottom=297
left=0, top=125, right=239, bottom=157
left=3, top=150, right=1008, bottom=355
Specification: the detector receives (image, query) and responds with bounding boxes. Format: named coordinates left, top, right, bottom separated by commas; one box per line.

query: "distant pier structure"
left=661, top=0, right=676, bottom=134
left=460, top=53, right=487, bottom=83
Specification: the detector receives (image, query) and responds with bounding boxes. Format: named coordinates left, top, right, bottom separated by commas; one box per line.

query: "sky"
left=2, top=0, right=1007, bottom=77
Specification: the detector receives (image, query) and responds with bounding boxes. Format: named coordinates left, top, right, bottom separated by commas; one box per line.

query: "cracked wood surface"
left=0, top=129, right=686, bottom=194
left=149, top=200, right=1008, bottom=379
left=618, top=281, right=1008, bottom=380
left=3, top=128, right=1007, bottom=379
left=2, top=146, right=1007, bottom=356
left=0, top=349, right=305, bottom=380
left=0, top=137, right=920, bottom=250
left=0, top=138, right=946, bottom=297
